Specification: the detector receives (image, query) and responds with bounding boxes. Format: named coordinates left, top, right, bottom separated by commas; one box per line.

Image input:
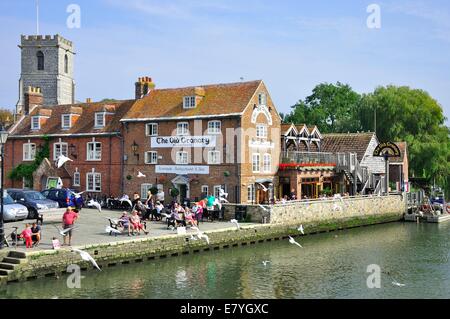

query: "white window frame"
left=177, top=122, right=189, bottom=136
left=86, top=172, right=101, bottom=192
left=23, top=143, right=36, bottom=161
left=247, top=184, right=255, bottom=202
left=31, top=116, right=40, bottom=130
left=141, top=183, right=153, bottom=200
left=183, top=96, right=196, bottom=109
left=214, top=186, right=222, bottom=199
left=73, top=171, right=81, bottom=187
left=201, top=185, right=209, bottom=196
left=176, top=151, right=189, bottom=165
left=53, top=142, right=68, bottom=160
left=252, top=153, right=260, bottom=173
left=256, top=124, right=268, bottom=139
left=207, top=121, right=221, bottom=135
left=263, top=153, right=272, bottom=173
left=145, top=123, right=158, bottom=136
left=145, top=151, right=158, bottom=164
left=208, top=150, right=221, bottom=165
left=95, top=112, right=106, bottom=128
left=61, top=114, right=72, bottom=129
left=258, top=93, right=267, bottom=106
left=87, top=142, right=102, bottom=161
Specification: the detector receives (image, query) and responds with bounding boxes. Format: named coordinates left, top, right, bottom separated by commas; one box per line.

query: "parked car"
left=41, top=188, right=84, bottom=209
left=7, top=189, right=62, bottom=219
left=2, top=192, right=28, bottom=222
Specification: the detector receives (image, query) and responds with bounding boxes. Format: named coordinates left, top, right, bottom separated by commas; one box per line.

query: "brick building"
left=5, top=85, right=134, bottom=197
left=121, top=78, right=281, bottom=204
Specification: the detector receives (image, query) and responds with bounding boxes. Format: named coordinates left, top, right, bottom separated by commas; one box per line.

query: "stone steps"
left=8, top=251, right=27, bottom=259
left=0, top=262, right=17, bottom=270
left=0, top=269, right=13, bottom=276
left=2, top=257, right=26, bottom=265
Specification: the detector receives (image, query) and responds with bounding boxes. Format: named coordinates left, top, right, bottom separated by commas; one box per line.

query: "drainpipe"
left=108, top=135, right=112, bottom=196
left=118, top=133, right=125, bottom=196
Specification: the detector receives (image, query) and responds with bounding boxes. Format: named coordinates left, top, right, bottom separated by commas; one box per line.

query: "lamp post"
left=0, top=124, right=9, bottom=249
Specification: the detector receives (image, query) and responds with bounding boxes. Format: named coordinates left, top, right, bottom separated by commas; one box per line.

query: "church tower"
left=16, top=34, right=75, bottom=115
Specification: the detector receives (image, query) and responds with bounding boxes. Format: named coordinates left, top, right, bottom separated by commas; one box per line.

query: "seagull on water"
left=87, top=199, right=102, bottom=212
left=52, top=224, right=77, bottom=237
left=392, top=280, right=406, bottom=287
left=71, top=248, right=102, bottom=271
left=298, top=224, right=304, bottom=235
left=230, top=219, right=240, bottom=230
left=288, top=236, right=303, bottom=248
left=137, top=171, right=146, bottom=178
left=262, top=261, right=271, bottom=267
left=105, top=226, right=121, bottom=235
left=56, top=155, right=73, bottom=168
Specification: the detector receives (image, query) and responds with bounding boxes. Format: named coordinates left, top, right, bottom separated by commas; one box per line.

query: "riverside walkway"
left=2, top=209, right=251, bottom=252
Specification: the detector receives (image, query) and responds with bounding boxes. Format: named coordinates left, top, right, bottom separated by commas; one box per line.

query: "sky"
left=0, top=0, right=449, bottom=125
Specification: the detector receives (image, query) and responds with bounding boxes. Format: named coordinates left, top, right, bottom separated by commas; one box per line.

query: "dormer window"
left=183, top=96, right=196, bottom=109
left=95, top=112, right=105, bottom=128
left=258, top=93, right=267, bottom=106
left=31, top=116, right=40, bottom=130
left=62, top=114, right=72, bottom=129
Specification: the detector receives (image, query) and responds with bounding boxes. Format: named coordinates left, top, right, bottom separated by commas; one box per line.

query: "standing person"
left=144, top=190, right=154, bottom=221
left=20, top=224, right=33, bottom=249
left=156, top=188, right=165, bottom=205
left=62, top=206, right=79, bottom=246
left=132, top=193, right=146, bottom=217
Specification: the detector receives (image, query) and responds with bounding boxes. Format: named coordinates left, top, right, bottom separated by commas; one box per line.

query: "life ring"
left=446, top=205, right=450, bottom=214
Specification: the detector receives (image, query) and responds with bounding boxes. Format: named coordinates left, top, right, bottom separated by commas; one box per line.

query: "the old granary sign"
left=373, top=142, right=401, bottom=158
left=151, top=136, right=216, bottom=148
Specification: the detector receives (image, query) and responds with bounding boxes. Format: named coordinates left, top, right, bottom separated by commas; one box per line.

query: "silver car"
left=2, top=193, right=28, bottom=222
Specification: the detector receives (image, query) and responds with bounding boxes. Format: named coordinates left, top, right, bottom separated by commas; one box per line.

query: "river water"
left=1, top=222, right=449, bottom=299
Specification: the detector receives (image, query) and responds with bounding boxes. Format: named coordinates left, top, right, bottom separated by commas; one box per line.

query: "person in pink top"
left=20, top=224, right=33, bottom=248
left=62, top=207, right=79, bottom=246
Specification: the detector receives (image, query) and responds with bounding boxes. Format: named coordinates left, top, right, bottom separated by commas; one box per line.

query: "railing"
left=282, top=152, right=336, bottom=165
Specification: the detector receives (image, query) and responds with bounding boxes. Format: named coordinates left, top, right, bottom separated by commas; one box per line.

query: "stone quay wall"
left=1, top=195, right=406, bottom=285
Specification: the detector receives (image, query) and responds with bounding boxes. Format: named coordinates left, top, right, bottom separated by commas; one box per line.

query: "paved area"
left=2, top=208, right=251, bottom=252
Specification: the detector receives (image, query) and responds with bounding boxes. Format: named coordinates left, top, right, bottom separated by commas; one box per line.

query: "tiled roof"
left=390, top=142, right=407, bottom=163
left=322, top=132, right=375, bottom=161
left=281, top=123, right=296, bottom=135
left=122, top=80, right=262, bottom=121
left=10, top=100, right=135, bottom=137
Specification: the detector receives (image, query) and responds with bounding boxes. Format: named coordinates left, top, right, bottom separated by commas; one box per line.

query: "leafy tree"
left=0, top=108, right=14, bottom=127
left=359, top=86, right=450, bottom=197
left=284, top=82, right=361, bottom=133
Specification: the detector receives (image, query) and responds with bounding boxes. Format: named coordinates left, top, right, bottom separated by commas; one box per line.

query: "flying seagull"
left=137, top=171, right=146, bottom=178
left=257, top=183, right=268, bottom=192
left=220, top=196, right=229, bottom=203
left=52, top=224, right=77, bottom=237
left=71, top=191, right=84, bottom=199
left=258, top=204, right=269, bottom=212
left=56, top=155, right=73, bottom=168
left=219, top=188, right=228, bottom=199
left=105, top=226, right=121, bottom=235
left=288, top=236, right=303, bottom=248
left=191, top=226, right=210, bottom=244
left=230, top=219, right=240, bottom=230
left=71, top=248, right=101, bottom=271
left=87, top=199, right=102, bottom=212
left=213, top=198, right=223, bottom=210
left=298, top=224, right=304, bottom=235
left=392, top=280, right=406, bottom=287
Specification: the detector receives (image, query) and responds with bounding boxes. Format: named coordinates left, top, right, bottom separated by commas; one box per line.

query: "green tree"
left=284, top=82, right=361, bottom=133
left=359, top=86, right=450, bottom=196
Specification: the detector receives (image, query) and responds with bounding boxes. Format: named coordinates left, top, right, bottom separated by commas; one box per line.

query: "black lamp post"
left=0, top=124, right=9, bottom=249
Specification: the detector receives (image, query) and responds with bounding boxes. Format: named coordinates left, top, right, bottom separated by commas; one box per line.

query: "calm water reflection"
left=1, top=222, right=449, bottom=299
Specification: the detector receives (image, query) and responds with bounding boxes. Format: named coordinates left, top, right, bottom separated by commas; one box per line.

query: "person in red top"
left=62, top=207, right=79, bottom=246
left=20, top=224, right=33, bottom=248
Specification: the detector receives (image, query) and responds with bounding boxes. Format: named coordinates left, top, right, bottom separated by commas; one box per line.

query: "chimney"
left=24, top=86, right=43, bottom=115
left=135, top=77, right=155, bottom=100
left=86, top=98, right=92, bottom=103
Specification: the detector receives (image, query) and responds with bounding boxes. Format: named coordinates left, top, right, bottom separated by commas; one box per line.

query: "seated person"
left=184, top=208, right=197, bottom=227
left=130, top=211, right=149, bottom=235
left=118, top=212, right=132, bottom=236
left=30, top=222, right=41, bottom=247
left=152, top=201, right=164, bottom=221
left=168, top=203, right=186, bottom=228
